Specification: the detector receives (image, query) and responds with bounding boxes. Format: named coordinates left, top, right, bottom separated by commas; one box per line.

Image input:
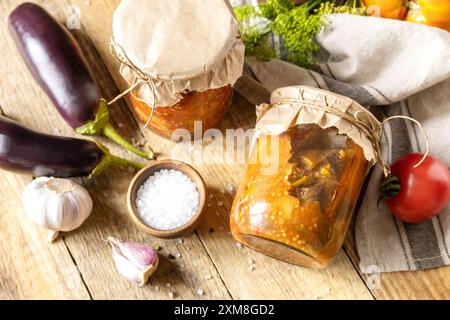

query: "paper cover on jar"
left=112, top=0, right=245, bottom=107
left=255, top=86, right=382, bottom=164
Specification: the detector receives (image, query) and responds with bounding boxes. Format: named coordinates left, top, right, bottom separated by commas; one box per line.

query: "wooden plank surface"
left=0, top=0, right=447, bottom=300
left=344, top=232, right=450, bottom=300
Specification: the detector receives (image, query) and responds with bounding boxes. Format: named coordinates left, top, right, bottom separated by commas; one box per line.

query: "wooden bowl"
left=127, top=160, right=206, bottom=239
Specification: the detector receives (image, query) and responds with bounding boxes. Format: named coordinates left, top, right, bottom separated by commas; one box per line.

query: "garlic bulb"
left=107, top=237, right=159, bottom=286
left=22, top=177, right=93, bottom=242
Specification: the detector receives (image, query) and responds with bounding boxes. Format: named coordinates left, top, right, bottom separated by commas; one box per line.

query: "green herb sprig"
left=234, top=0, right=366, bottom=67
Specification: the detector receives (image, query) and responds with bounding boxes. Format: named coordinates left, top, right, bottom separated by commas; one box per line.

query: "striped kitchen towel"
left=235, top=12, right=450, bottom=272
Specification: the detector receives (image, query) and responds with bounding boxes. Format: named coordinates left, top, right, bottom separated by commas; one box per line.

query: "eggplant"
left=8, top=3, right=154, bottom=159
left=0, top=116, right=145, bottom=178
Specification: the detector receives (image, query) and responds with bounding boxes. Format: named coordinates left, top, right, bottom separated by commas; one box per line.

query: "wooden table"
left=1, top=0, right=449, bottom=300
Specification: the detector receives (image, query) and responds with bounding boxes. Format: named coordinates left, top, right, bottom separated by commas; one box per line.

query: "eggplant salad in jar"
left=231, top=86, right=380, bottom=269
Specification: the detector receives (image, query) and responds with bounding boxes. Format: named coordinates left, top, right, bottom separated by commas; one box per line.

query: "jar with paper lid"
left=230, top=86, right=382, bottom=269
left=111, top=0, right=245, bottom=139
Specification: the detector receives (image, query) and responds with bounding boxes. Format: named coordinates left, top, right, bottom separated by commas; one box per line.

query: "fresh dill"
left=234, top=0, right=366, bottom=67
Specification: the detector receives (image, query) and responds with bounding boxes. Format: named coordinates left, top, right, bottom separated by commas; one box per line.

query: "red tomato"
left=381, top=153, right=450, bottom=224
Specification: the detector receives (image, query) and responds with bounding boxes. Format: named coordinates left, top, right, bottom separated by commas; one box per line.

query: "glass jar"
left=112, top=0, right=244, bottom=140
left=131, top=86, right=233, bottom=139
left=231, top=124, right=369, bottom=269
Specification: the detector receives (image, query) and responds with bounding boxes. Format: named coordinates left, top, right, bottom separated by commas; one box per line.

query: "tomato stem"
left=380, top=175, right=401, bottom=199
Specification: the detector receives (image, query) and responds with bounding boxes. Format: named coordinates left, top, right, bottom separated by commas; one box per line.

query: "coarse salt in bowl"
left=127, top=161, right=207, bottom=239
left=136, top=169, right=200, bottom=231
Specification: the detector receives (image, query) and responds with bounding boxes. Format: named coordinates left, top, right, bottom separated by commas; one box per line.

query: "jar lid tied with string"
left=254, top=85, right=384, bottom=169
left=111, top=0, right=245, bottom=137
left=231, top=85, right=387, bottom=269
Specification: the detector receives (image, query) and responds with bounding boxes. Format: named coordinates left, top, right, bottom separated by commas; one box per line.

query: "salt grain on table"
left=197, top=288, right=205, bottom=296
left=136, top=169, right=200, bottom=230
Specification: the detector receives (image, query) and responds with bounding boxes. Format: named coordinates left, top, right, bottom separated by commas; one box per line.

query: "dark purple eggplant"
left=8, top=3, right=154, bottom=159
left=0, top=116, right=145, bottom=178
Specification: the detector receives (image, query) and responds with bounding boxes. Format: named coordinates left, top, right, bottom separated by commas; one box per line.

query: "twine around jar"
left=108, top=39, right=158, bottom=128
left=274, top=95, right=430, bottom=177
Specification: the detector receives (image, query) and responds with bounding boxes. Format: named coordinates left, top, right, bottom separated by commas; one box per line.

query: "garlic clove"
left=112, top=249, right=146, bottom=285
left=47, top=230, right=60, bottom=243
left=139, top=262, right=159, bottom=287
left=107, top=237, right=159, bottom=286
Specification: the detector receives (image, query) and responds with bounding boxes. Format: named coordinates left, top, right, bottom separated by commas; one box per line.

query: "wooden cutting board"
left=0, top=0, right=449, bottom=300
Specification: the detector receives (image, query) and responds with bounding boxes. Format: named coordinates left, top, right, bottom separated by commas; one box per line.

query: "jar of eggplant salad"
left=231, top=86, right=383, bottom=269
left=111, top=0, right=245, bottom=139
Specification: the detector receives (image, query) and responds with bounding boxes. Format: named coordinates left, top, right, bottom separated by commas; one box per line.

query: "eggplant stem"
left=90, top=142, right=147, bottom=178
left=110, top=155, right=147, bottom=170
left=76, top=99, right=155, bottom=160
left=102, top=123, right=155, bottom=160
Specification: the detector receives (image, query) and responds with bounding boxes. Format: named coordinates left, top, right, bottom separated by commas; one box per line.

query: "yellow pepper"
left=417, top=0, right=450, bottom=31
left=406, top=1, right=428, bottom=24
left=363, top=0, right=408, bottom=19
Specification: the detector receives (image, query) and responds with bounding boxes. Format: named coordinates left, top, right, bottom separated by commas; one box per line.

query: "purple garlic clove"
left=107, top=237, right=159, bottom=286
